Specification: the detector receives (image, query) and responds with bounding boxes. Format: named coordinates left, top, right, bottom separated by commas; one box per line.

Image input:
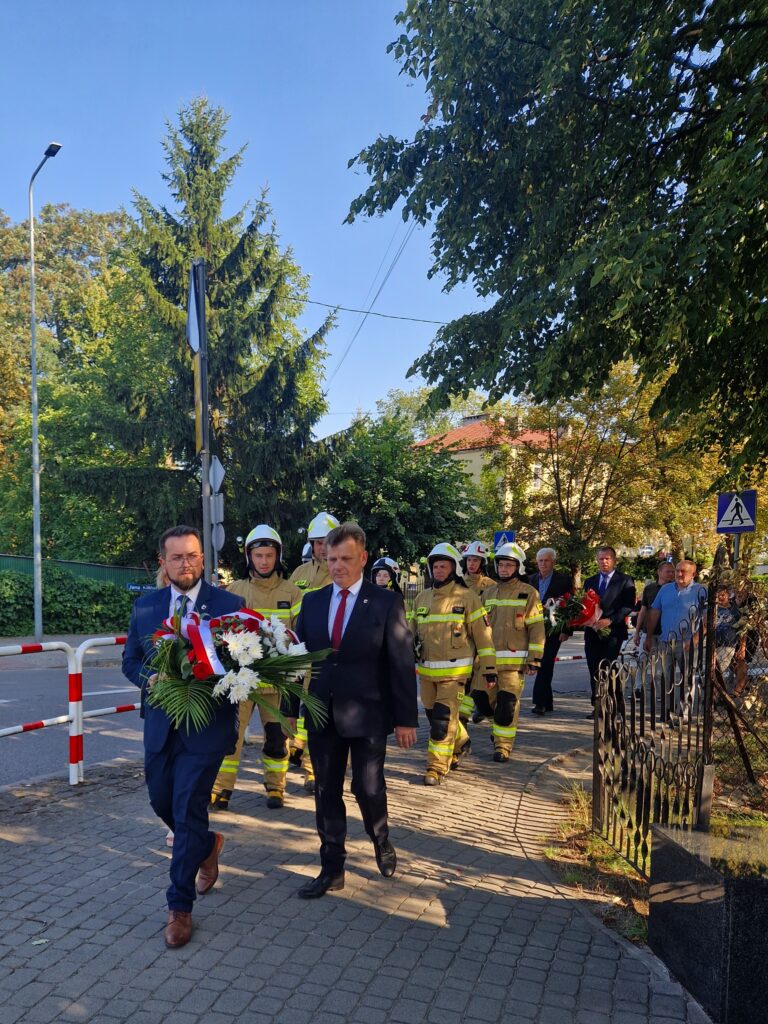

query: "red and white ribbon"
left=153, top=608, right=269, bottom=680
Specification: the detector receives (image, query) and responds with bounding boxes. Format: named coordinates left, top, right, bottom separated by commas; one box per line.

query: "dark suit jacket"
left=122, top=580, right=244, bottom=754
left=583, top=571, right=635, bottom=642
left=294, top=578, right=418, bottom=738
left=526, top=571, right=572, bottom=603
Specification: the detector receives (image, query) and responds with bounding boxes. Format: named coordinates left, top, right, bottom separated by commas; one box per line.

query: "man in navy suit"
left=526, top=547, right=572, bottom=714
left=292, top=522, right=418, bottom=899
left=583, top=545, right=635, bottom=717
left=123, top=525, right=243, bottom=947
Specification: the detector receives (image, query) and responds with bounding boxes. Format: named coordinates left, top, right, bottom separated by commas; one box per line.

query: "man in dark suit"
left=292, top=521, right=418, bottom=898
left=583, top=545, right=636, bottom=717
left=527, top=547, right=572, bottom=714
left=123, top=525, right=243, bottom=948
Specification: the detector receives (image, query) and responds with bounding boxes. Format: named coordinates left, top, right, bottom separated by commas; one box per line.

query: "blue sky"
left=1, top=1, right=485, bottom=438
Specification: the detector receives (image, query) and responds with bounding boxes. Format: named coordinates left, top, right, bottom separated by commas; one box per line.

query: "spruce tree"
left=131, top=98, right=332, bottom=566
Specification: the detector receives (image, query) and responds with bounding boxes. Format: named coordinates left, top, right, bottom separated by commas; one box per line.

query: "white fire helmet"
left=372, top=556, right=401, bottom=581
left=463, top=540, right=489, bottom=566
left=495, top=542, right=528, bottom=570
left=307, top=511, right=340, bottom=541
left=427, top=542, right=463, bottom=576
left=301, top=542, right=312, bottom=563
left=244, top=524, right=283, bottom=566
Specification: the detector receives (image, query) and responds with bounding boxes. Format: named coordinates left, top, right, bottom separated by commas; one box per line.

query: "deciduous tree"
left=349, top=0, right=768, bottom=480
left=317, top=414, right=480, bottom=565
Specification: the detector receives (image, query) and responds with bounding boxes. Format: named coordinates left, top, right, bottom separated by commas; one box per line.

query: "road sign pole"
left=192, top=259, right=212, bottom=584
left=733, top=534, right=741, bottom=569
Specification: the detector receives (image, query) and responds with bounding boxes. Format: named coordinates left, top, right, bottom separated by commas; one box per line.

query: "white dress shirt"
left=597, top=569, right=615, bottom=593
left=327, top=576, right=364, bottom=641
left=169, top=580, right=202, bottom=619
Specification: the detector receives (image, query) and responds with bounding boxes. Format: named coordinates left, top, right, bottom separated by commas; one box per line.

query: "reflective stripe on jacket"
left=483, top=578, right=546, bottom=669
left=289, top=559, right=331, bottom=594
left=408, top=581, right=495, bottom=678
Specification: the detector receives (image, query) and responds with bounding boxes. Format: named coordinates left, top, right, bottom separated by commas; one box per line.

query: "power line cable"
left=326, top=220, right=418, bottom=386
left=305, top=299, right=447, bottom=325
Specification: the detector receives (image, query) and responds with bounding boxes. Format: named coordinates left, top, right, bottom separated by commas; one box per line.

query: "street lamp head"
left=44, top=142, right=62, bottom=158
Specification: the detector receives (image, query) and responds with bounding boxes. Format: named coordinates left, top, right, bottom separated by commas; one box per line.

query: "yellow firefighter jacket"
left=227, top=572, right=303, bottom=626
left=464, top=571, right=496, bottom=597
left=227, top=573, right=303, bottom=695
left=483, top=577, right=546, bottom=672
left=289, top=558, right=331, bottom=594
left=408, top=581, right=496, bottom=682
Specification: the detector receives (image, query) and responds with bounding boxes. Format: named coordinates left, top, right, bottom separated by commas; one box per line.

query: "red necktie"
left=331, top=589, right=350, bottom=649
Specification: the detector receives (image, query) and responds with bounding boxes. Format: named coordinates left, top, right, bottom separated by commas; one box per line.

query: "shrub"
left=0, top=565, right=136, bottom=637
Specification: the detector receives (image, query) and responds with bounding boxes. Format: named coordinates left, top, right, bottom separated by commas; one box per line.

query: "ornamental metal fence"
left=592, top=549, right=768, bottom=879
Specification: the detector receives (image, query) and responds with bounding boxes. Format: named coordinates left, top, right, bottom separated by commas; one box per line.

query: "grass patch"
left=544, top=782, right=649, bottom=945
left=710, top=808, right=768, bottom=836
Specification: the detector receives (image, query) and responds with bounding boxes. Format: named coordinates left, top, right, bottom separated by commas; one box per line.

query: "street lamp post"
left=29, top=142, right=62, bottom=642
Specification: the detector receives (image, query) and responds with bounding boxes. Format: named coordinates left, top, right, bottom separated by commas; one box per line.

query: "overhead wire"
left=325, top=219, right=419, bottom=386
left=305, top=299, right=446, bottom=325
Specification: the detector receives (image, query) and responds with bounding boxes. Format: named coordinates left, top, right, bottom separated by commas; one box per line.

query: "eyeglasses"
left=165, top=554, right=203, bottom=566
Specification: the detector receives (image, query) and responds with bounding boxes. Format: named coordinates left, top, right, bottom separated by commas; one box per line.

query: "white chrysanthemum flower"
left=213, top=670, right=239, bottom=698
left=222, top=629, right=263, bottom=665
left=288, top=641, right=308, bottom=657
left=227, top=667, right=257, bottom=703
left=269, top=616, right=291, bottom=655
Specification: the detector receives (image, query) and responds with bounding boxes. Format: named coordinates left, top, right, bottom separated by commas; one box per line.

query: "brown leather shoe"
left=164, top=910, right=192, bottom=948
left=196, top=831, right=224, bottom=895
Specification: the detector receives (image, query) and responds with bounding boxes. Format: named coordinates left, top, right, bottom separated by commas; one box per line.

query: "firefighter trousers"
left=472, top=670, right=524, bottom=756
left=288, top=714, right=315, bottom=782
left=420, top=678, right=470, bottom=777
left=212, top=693, right=289, bottom=797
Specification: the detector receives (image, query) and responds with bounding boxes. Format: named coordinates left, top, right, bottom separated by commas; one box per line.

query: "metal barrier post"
left=0, top=637, right=129, bottom=785
left=73, top=637, right=127, bottom=785
left=66, top=645, right=82, bottom=784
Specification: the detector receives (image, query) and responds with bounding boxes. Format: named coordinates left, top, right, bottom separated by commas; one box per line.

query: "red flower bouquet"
left=544, top=589, right=610, bottom=638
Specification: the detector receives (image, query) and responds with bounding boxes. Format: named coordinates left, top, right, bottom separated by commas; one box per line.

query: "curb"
left=516, top=742, right=712, bottom=1019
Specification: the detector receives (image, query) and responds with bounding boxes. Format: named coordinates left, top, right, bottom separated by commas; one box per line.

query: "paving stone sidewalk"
left=0, top=692, right=711, bottom=1024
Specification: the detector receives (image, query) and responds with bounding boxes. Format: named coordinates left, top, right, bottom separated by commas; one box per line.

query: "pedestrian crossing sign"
left=716, top=490, right=757, bottom=534
left=494, top=529, right=517, bottom=550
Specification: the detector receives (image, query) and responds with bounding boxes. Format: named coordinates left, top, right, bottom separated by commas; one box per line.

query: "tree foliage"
left=130, top=98, right=333, bottom=566
left=0, top=100, right=332, bottom=567
left=349, top=0, right=768, bottom=480
left=375, top=384, right=490, bottom=439
left=316, top=414, right=481, bottom=564
left=479, top=365, right=722, bottom=575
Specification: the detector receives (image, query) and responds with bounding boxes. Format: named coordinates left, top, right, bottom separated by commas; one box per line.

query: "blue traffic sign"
left=494, top=529, right=517, bottom=550
left=716, top=490, right=757, bottom=534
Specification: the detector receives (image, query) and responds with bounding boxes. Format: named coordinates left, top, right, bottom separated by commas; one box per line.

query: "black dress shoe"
left=374, top=840, right=397, bottom=878
left=531, top=705, right=545, bottom=716
left=296, top=871, right=345, bottom=899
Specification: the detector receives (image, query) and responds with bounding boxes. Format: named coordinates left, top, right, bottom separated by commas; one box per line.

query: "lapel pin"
left=363, top=598, right=369, bottom=605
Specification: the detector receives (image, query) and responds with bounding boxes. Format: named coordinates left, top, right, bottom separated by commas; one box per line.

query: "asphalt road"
left=0, top=666, right=143, bottom=789
left=0, top=637, right=593, bottom=790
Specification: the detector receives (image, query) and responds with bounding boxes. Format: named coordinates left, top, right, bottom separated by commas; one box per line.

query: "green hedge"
left=0, top=564, right=136, bottom=637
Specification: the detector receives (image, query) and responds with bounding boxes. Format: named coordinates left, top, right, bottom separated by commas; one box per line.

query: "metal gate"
left=592, top=581, right=712, bottom=877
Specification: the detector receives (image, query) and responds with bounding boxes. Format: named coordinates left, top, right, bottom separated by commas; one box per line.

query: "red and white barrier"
left=554, top=655, right=585, bottom=662
left=0, top=635, right=129, bottom=784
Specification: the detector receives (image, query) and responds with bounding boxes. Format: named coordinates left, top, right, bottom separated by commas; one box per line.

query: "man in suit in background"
left=583, top=545, right=636, bottom=718
left=123, top=525, right=244, bottom=948
left=527, top=547, right=572, bottom=715
left=292, top=521, right=418, bottom=899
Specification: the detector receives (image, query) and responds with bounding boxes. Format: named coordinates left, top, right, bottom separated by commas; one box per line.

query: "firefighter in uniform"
left=287, top=511, right=339, bottom=792
left=461, top=540, right=495, bottom=726
left=462, top=540, right=495, bottom=596
left=409, top=543, right=496, bottom=786
left=474, top=542, right=545, bottom=762
left=371, top=556, right=403, bottom=596
left=211, top=525, right=302, bottom=810
left=289, top=511, right=339, bottom=594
